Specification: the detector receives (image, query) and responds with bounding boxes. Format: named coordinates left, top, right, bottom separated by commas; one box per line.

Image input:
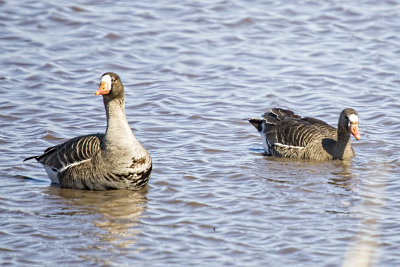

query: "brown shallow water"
left=1, top=0, right=400, bottom=266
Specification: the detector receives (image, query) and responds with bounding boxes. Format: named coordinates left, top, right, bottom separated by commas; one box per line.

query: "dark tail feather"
left=248, top=118, right=264, bottom=132
left=23, top=156, right=39, bottom=162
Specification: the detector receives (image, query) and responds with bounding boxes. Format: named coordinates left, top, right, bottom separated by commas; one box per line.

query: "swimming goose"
left=24, top=72, right=152, bottom=190
left=249, top=108, right=360, bottom=160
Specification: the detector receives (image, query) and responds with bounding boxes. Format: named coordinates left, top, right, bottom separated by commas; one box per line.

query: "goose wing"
left=25, top=134, right=104, bottom=171
left=261, top=108, right=324, bottom=157
left=302, top=117, right=336, bottom=138
left=264, top=118, right=321, bottom=150
left=262, top=108, right=301, bottom=121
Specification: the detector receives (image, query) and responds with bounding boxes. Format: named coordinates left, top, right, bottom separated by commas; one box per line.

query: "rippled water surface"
left=1, top=0, right=400, bottom=266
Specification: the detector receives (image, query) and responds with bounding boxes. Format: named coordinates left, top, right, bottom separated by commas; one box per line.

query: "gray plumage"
left=24, top=72, right=152, bottom=190
left=249, top=108, right=361, bottom=160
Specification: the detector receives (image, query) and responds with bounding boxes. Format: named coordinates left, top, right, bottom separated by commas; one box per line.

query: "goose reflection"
left=44, top=187, right=147, bottom=249
left=259, top=156, right=357, bottom=190
left=328, top=160, right=357, bottom=190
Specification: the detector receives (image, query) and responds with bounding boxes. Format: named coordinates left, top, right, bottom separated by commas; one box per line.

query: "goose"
left=24, top=72, right=152, bottom=190
left=249, top=108, right=360, bottom=160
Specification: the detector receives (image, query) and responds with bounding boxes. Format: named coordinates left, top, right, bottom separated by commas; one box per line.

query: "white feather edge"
left=42, top=158, right=91, bottom=185
left=260, top=124, right=305, bottom=153
left=59, top=158, right=91, bottom=172
left=274, top=143, right=305, bottom=149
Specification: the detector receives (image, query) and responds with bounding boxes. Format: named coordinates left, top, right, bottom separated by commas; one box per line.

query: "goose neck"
left=103, top=97, right=134, bottom=144
left=334, top=123, right=351, bottom=158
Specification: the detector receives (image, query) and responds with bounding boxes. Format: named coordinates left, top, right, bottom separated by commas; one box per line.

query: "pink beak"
left=95, top=82, right=110, bottom=96
left=350, top=123, right=361, bottom=140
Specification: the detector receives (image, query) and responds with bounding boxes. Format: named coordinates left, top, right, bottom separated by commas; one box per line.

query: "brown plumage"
left=249, top=108, right=360, bottom=160
left=24, top=72, right=152, bottom=190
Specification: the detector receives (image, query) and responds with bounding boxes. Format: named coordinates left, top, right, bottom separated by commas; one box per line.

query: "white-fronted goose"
left=249, top=108, right=360, bottom=160
left=24, top=72, right=152, bottom=190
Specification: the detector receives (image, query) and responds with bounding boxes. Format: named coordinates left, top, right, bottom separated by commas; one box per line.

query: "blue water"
left=1, top=1, right=400, bottom=266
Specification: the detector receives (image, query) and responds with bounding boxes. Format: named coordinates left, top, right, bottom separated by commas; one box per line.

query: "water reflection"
left=44, top=187, right=147, bottom=249
left=343, top=160, right=389, bottom=267
left=329, top=160, right=357, bottom=191
left=260, top=155, right=358, bottom=189
left=2, top=0, right=400, bottom=264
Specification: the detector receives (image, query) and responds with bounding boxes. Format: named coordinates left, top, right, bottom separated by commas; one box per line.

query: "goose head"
left=340, top=108, right=361, bottom=140
left=95, top=72, right=124, bottom=100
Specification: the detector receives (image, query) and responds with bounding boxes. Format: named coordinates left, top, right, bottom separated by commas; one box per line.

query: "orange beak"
left=350, top=123, right=361, bottom=140
left=95, top=82, right=110, bottom=96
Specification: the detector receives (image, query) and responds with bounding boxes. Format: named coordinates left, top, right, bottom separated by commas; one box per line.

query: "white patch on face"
left=101, top=74, right=112, bottom=90
left=349, top=113, right=358, bottom=123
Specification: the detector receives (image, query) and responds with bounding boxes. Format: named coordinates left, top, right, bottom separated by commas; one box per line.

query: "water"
left=1, top=0, right=400, bottom=266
